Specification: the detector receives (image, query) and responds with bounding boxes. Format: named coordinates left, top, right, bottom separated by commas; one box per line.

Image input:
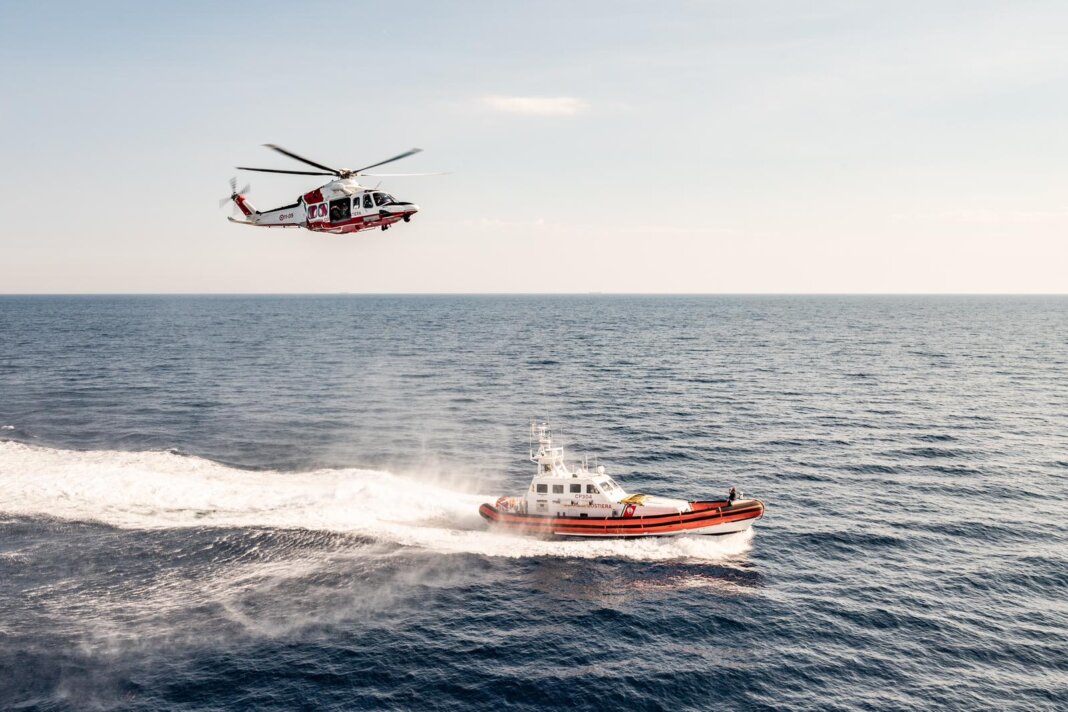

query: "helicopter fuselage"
left=233, top=178, right=418, bottom=234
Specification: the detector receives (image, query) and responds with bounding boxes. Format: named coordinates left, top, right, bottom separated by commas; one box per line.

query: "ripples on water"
left=0, top=295, right=1066, bottom=710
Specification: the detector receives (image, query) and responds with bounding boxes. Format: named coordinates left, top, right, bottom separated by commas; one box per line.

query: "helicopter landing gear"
left=381, top=224, right=390, bottom=231
left=403, top=215, right=411, bottom=222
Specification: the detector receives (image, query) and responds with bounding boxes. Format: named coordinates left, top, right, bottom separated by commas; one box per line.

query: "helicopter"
left=221, top=144, right=441, bottom=235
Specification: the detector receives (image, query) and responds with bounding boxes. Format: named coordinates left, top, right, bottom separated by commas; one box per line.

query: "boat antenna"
left=529, top=420, right=536, bottom=463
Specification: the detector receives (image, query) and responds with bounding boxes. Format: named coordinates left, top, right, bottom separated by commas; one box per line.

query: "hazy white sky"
left=1, top=1, right=1065, bottom=293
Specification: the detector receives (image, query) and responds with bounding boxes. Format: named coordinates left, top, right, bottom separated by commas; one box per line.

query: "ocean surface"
left=0, top=295, right=1066, bottom=711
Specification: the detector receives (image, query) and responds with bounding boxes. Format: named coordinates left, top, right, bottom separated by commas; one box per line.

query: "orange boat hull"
left=478, top=499, right=765, bottom=538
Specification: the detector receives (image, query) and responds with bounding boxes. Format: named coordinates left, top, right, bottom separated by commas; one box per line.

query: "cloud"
left=480, top=95, right=587, bottom=116
left=889, top=208, right=1068, bottom=225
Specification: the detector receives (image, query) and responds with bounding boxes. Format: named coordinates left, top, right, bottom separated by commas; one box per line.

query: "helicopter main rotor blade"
left=358, top=172, right=449, bottom=177
left=263, top=144, right=340, bottom=174
left=352, top=148, right=423, bottom=174
left=236, top=167, right=336, bottom=176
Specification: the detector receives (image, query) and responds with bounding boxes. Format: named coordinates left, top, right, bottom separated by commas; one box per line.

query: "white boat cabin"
left=522, top=423, right=690, bottom=518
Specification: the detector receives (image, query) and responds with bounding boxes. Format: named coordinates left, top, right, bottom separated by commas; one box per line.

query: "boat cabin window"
left=373, top=192, right=394, bottom=206
left=570, top=484, right=582, bottom=493
left=586, top=484, right=600, bottom=494
left=552, top=484, right=563, bottom=494
left=535, top=484, right=547, bottom=493
left=362, top=193, right=373, bottom=209
left=541, top=464, right=551, bottom=473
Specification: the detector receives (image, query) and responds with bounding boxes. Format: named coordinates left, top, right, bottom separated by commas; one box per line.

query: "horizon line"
left=1, top=292, right=1067, bottom=297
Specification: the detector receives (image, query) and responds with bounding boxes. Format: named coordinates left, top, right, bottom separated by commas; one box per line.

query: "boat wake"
left=0, top=441, right=753, bottom=562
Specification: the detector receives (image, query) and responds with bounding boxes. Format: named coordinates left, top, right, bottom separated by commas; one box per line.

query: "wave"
left=0, top=441, right=753, bottom=562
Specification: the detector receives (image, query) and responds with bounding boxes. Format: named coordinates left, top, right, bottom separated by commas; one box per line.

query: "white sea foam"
left=1, top=425, right=14, bottom=430
left=0, top=441, right=753, bottom=562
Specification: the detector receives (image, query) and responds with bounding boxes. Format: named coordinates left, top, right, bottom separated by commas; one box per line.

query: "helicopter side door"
left=328, top=197, right=351, bottom=224
left=354, top=191, right=374, bottom=224
left=351, top=192, right=368, bottom=223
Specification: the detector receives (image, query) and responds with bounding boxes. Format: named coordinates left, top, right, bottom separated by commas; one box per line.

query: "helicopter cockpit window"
left=362, top=194, right=373, bottom=209
left=373, top=192, right=394, bottom=206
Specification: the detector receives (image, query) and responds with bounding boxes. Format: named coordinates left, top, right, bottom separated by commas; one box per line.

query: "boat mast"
left=530, top=421, right=566, bottom=475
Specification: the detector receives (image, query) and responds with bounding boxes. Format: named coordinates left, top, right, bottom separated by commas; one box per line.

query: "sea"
left=0, top=295, right=1065, bottom=711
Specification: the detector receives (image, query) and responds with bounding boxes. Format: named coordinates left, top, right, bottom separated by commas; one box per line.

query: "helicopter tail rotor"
left=220, top=178, right=254, bottom=217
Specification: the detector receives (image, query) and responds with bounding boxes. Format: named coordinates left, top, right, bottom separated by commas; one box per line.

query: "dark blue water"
left=1, top=295, right=1066, bottom=711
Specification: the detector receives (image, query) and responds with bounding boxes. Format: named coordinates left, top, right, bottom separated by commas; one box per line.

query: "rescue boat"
left=479, top=423, right=765, bottom=538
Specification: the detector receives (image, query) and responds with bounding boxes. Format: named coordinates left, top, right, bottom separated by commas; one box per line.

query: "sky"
left=0, top=0, right=1065, bottom=294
